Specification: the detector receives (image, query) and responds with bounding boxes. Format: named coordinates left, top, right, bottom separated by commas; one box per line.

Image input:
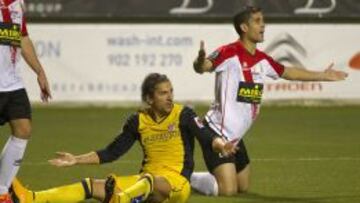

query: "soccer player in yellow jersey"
left=11, top=73, right=236, bottom=203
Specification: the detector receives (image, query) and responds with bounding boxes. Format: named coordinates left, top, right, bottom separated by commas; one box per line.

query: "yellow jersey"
left=96, top=103, right=215, bottom=180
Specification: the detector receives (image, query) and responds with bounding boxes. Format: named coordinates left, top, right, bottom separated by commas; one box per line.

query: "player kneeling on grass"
left=190, top=6, right=348, bottom=197
left=10, top=73, right=236, bottom=203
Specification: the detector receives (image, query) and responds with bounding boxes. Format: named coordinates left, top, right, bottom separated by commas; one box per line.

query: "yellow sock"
left=112, top=174, right=153, bottom=203
left=34, top=178, right=92, bottom=203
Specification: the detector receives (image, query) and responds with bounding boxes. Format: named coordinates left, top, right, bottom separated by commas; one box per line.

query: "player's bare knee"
left=10, top=119, right=32, bottom=139
left=218, top=186, right=237, bottom=196
left=217, top=182, right=237, bottom=196
left=215, top=179, right=237, bottom=195
left=238, top=184, right=249, bottom=193
left=236, top=164, right=250, bottom=194
left=237, top=178, right=250, bottom=193
left=12, top=125, right=32, bottom=139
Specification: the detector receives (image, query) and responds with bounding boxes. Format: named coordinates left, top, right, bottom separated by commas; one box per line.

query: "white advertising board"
left=20, top=24, right=360, bottom=102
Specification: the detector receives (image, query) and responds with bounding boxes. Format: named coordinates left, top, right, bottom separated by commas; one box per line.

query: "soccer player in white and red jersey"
left=190, top=6, right=348, bottom=196
left=0, top=0, right=51, bottom=202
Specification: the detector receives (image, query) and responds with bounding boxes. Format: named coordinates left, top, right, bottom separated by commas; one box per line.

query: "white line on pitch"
left=21, top=157, right=360, bottom=166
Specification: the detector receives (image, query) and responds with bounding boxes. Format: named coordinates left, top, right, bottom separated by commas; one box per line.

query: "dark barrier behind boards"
left=25, top=0, right=360, bottom=22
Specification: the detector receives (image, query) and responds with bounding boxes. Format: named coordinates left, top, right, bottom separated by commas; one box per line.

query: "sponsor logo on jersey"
left=237, top=82, right=263, bottom=104
left=0, top=22, right=21, bottom=47
left=143, top=131, right=179, bottom=144
left=168, top=123, right=176, bottom=132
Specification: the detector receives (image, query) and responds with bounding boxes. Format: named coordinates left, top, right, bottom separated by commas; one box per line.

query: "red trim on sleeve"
left=209, top=46, right=226, bottom=68
left=0, top=2, right=11, bottom=22
left=209, top=41, right=238, bottom=69
left=264, top=53, right=285, bottom=76
left=21, top=15, right=28, bottom=36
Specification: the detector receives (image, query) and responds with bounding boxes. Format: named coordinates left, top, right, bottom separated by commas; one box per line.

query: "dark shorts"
left=0, top=88, right=32, bottom=126
left=199, top=121, right=250, bottom=173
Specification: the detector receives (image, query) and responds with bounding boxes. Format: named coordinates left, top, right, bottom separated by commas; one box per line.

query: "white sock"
left=190, top=172, right=218, bottom=196
left=0, top=136, right=28, bottom=194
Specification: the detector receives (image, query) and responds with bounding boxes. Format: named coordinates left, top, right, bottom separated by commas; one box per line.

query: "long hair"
left=141, top=73, right=170, bottom=104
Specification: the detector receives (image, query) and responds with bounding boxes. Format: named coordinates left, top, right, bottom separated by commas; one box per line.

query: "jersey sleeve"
left=263, top=53, right=285, bottom=79
left=96, top=114, right=140, bottom=164
left=180, top=107, right=218, bottom=144
left=208, top=46, right=225, bottom=67
left=208, top=44, right=238, bottom=72
left=208, top=45, right=232, bottom=71
left=21, top=8, right=28, bottom=36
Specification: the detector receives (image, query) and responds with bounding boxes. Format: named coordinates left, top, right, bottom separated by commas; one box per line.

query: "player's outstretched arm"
left=193, top=40, right=214, bottom=74
left=48, top=151, right=100, bottom=167
left=281, top=63, right=348, bottom=81
left=21, top=36, right=52, bottom=102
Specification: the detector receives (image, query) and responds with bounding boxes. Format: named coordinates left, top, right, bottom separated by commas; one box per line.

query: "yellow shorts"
left=113, top=171, right=190, bottom=203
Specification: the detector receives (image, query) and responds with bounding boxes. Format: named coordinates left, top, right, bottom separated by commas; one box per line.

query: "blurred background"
left=2, top=0, right=360, bottom=202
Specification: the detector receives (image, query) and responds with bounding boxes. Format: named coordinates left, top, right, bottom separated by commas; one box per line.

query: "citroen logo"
left=265, top=33, right=307, bottom=67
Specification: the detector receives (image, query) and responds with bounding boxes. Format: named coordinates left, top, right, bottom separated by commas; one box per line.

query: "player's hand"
left=212, top=137, right=239, bottom=157
left=48, top=152, right=77, bottom=167
left=193, top=40, right=207, bottom=74
left=323, top=63, right=348, bottom=81
left=37, top=71, right=52, bottom=102
left=198, top=40, right=206, bottom=62
left=220, top=139, right=239, bottom=157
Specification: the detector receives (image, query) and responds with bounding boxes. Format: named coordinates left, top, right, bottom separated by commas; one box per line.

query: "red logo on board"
left=349, top=52, right=360, bottom=70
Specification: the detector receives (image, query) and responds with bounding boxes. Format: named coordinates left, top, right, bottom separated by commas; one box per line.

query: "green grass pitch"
left=1, top=105, right=359, bottom=203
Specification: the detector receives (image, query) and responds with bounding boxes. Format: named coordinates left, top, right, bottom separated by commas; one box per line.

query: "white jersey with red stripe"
left=0, top=0, right=28, bottom=91
left=205, top=41, right=284, bottom=142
